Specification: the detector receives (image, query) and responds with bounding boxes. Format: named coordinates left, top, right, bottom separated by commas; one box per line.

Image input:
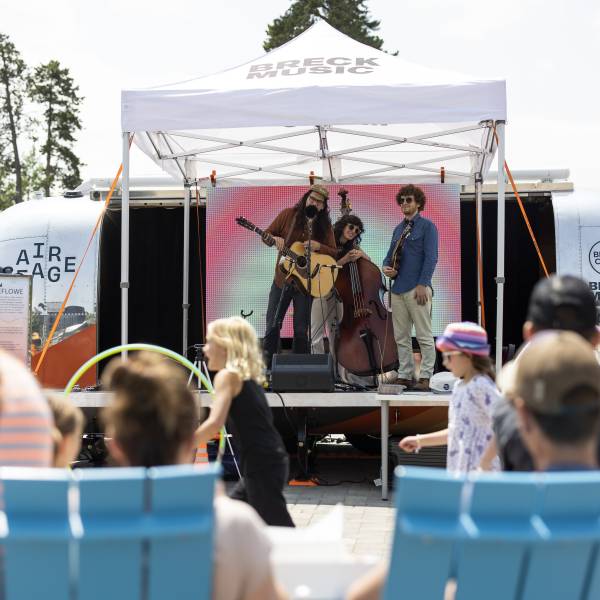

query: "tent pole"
left=495, top=121, right=506, bottom=374
left=121, top=132, right=130, bottom=356
left=182, top=182, right=191, bottom=356
left=475, top=175, right=483, bottom=326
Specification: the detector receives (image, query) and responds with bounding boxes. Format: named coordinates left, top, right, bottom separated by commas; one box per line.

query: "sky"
left=2, top=0, right=600, bottom=192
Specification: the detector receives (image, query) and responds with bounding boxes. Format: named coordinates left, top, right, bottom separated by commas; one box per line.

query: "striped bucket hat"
left=436, top=322, right=490, bottom=357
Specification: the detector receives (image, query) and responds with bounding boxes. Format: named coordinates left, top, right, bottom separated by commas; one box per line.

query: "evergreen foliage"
left=264, top=0, right=384, bottom=52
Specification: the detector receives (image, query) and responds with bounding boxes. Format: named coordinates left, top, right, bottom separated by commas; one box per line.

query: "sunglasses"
left=346, top=224, right=362, bottom=233
left=399, top=196, right=416, bottom=204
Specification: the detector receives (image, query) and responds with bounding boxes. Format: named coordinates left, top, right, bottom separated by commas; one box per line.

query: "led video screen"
left=206, top=184, right=461, bottom=338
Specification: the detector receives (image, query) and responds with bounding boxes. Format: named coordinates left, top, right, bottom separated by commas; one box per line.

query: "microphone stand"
left=306, top=215, right=314, bottom=353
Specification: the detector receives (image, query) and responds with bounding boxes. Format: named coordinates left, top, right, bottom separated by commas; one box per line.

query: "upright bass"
left=334, top=190, right=398, bottom=380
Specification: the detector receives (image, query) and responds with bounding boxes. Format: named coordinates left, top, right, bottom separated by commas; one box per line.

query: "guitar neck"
left=247, top=223, right=300, bottom=261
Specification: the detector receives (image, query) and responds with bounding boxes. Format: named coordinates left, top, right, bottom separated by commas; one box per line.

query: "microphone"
left=305, top=205, right=318, bottom=220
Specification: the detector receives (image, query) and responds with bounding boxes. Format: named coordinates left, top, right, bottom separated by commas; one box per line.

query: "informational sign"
left=0, top=275, right=32, bottom=364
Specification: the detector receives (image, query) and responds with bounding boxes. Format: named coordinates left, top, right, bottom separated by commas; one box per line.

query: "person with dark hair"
left=311, top=214, right=369, bottom=364
left=102, top=352, right=288, bottom=600
left=261, top=184, right=337, bottom=371
left=382, top=184, right=438, bottom=390
left=512, top=331, right=600, bottom=471
left=480, top=274, right=600, bottom=471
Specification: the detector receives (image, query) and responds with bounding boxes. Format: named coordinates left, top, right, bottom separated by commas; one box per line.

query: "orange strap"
left=35, top=141, right=132, bottom=375
left=493, top=126, right=549, bottom=277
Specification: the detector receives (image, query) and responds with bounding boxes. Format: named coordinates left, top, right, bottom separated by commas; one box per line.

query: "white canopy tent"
left=121, top=20, right=507, bottom=369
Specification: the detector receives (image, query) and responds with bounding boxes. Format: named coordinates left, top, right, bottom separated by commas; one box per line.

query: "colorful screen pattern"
left=206, top=184, right=461, bottom=337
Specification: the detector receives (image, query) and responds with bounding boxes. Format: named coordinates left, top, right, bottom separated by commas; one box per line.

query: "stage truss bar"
left=168, top=127, right=318, bottom=144
left=328, top=137, right=480, bottom=157
left=187, top=155, right=319, bottom=179
left=159, top=133, right=186, bottom=179
left=146, top=132, right=163, bottom=160
left=338, top=164, right=470, bottom=181
left=160, top=138, right=319, bottom=161
left=339, top=151, right=474, bottom=170
left=327, top=122, right=487, bottom=143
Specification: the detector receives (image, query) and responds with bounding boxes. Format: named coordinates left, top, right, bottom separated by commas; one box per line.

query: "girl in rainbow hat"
left=399, top=322, right=501, bottom=472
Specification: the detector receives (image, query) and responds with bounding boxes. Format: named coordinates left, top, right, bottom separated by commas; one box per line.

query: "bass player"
left=261, top=184, right=337, bottom=371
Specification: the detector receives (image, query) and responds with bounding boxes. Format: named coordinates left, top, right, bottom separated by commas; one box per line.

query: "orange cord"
left=493, top=126, right=549, bottom=277
left=35, top=135, right=134, bottom=375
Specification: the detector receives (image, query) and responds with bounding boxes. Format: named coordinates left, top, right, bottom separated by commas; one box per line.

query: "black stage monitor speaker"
left=271, top=353, right=334, bottom=392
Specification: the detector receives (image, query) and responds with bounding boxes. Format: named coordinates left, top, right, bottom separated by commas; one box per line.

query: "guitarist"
left=261, top=184, right=337, bottom=371
left=382, top=185, right=438, bottom=391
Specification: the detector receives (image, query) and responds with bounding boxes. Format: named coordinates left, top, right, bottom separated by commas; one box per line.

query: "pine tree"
left=263, top=0, right=384, bottom=52
left=0, top=33, right=27, bottom=204
left=27, top=60, right=83, bottom=196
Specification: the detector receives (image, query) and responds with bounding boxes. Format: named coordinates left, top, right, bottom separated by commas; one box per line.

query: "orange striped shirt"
left=0, top=351, right=53, bottom=467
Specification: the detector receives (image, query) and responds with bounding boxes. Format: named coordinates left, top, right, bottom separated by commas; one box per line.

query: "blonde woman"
left=195, top=317, right=294, bottom=527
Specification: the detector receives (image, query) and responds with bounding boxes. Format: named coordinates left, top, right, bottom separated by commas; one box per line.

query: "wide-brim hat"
left=436, top=321, right=490, bottom=357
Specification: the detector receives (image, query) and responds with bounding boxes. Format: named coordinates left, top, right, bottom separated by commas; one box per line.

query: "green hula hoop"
left=63, top=343, right=226, bottom=458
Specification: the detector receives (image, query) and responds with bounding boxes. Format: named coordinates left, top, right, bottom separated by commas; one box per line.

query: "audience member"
left=102, top=351, right=287, bottom=600
left=46, top=393, right=84, bottom=468
left=0, top=350, right=53, bottom=466
left=513, top=331, right=600, bottom=471
left=483, top=275, right=599, bottom=471
left=399, top=322, right=500, bottom=472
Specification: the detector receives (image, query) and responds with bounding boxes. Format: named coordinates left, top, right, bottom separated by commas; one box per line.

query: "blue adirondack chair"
left=385, top=466, right=600, bottom=600
left=0, top=463, right=220, bottom=600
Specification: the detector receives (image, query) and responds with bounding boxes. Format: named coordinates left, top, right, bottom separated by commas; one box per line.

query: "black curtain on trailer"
left=460, top=195, right=556, bottom=355
left=97, top=206, right=206, bottom=379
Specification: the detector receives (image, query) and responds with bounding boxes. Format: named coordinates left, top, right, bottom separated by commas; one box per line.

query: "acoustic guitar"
left=236, top=216, right=338, bottom=298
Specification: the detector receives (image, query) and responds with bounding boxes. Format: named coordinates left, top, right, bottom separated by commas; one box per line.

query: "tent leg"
left=121, top=132, right=130, bottom=356
left=495, top=122, right=506, bottom=374
left=182, top=183, right=191, bottom=356
left=475, top=176, right=483, bottom=326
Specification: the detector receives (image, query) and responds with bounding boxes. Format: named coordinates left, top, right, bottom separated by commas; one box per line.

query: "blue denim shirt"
left=382, top=213, right=439, bottom=294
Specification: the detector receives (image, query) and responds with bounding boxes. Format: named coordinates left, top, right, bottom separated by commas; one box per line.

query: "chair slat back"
left=147, top=464, right=219, bottom=600
left=0, top=468, right=72, bottom=600
left=455, top=474, right=538, bottom=600
left=387, top=468, right=600, bottom=600
left=76, top=467, right=147, bottom=600
left=521, top=473, right=600, bottom=600
left=0, top=464, right=219, bottom=600
left=384, top=467, right=464, bottom=600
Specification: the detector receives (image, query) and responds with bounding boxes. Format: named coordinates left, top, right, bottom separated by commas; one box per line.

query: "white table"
left=378, top=394, right=449, bottom=501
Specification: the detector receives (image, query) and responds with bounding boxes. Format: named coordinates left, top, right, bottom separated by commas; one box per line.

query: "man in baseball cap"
left=513, top=331, right=600, bottom=470
left=482, top=274, right=600, bottom=471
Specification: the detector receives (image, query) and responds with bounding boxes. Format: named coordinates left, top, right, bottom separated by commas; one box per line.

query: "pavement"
left=283, top=442, right=396, bottom=560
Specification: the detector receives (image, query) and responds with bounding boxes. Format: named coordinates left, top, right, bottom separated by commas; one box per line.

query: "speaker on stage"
left=271, top=353, right=334, bottom=392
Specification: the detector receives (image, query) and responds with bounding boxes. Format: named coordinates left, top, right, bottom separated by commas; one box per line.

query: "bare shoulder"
left=215, top=369, right=243, bottom=394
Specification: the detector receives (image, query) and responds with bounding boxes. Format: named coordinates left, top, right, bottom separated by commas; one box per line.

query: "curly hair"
left=396, top=184, right=426, bottom=211
left=102, top=352, right=197, bottom=467
left=333, top=214, right=365, bottom=253
left=207, top=317, right=266, bottom=384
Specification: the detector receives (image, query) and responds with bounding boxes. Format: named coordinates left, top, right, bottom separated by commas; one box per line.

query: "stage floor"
left=63, top=390, right=450, bottom=408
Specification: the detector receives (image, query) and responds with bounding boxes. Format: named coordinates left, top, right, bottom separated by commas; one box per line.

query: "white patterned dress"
left=446, top=374, right=501, bottom=473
